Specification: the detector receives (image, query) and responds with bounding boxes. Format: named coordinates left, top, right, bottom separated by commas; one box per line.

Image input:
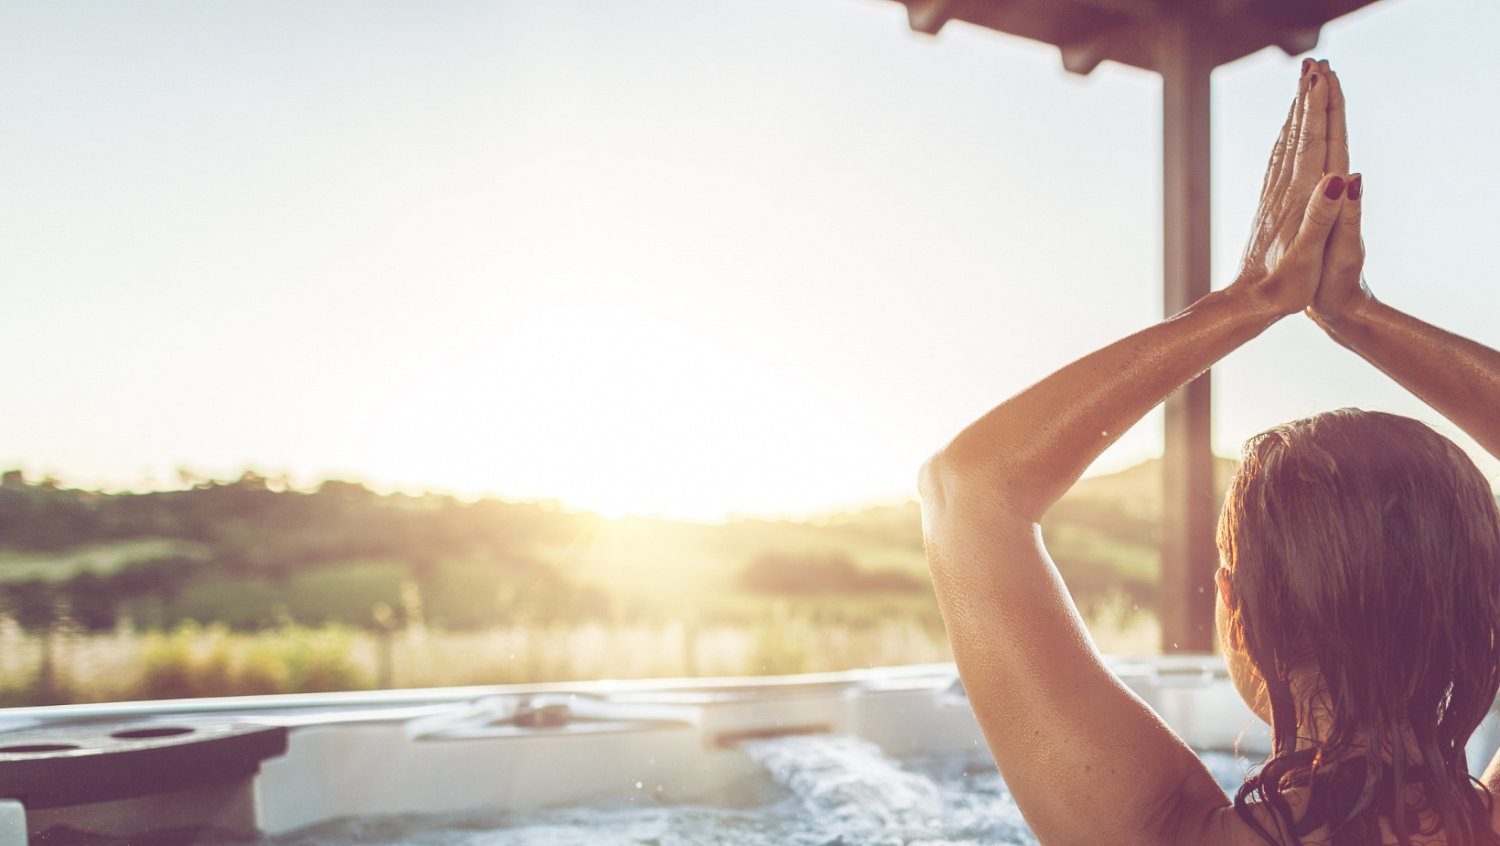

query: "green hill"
left=0, top=459, right=1219, bottom=632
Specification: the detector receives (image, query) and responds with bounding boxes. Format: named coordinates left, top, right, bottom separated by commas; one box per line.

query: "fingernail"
left=1324, top=176, right=1345, bottom=200
left=1301, top=59, right=1312, bottom=75
left=1348, top=175, right=1362, bottom=201
left=1310, top=74, right=1319, bottom=89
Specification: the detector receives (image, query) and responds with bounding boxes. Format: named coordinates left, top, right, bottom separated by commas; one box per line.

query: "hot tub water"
left=269, top=734, right=1250, bottom=846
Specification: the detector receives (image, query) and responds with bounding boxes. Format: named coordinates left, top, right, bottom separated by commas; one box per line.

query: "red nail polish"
left=1310, top=74, right=1319, bottom=89
left=1348, top=175, right=1362, bottom=201
left=1301, top=58, right=1312, bottom=75
left=1324, top=176, right=1345, bottom=200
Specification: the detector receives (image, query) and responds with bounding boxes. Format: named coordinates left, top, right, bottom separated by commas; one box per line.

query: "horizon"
left=2, top=451, right=1231, bottom=527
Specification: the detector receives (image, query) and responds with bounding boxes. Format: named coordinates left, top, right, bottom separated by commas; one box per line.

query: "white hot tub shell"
left=0, top=655, right=1494, bottom=845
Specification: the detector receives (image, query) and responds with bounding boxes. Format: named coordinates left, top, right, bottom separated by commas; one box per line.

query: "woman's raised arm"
left=919, top=65, right=1346, bottom=846
left=1307, top=64, right=1500, bottom=460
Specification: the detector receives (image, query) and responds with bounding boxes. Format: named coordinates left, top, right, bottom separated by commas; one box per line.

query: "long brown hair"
left=1218, top=409, right=1500, bottom=846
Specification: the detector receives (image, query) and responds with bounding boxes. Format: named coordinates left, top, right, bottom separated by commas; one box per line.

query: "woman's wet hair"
left=1218, top=409, right=1500, bottom=846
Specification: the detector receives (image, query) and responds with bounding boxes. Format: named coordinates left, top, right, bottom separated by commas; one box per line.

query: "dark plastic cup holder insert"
left=110, top=727, right=196, bottom=739
left=0, top=719, right=288, bottom=811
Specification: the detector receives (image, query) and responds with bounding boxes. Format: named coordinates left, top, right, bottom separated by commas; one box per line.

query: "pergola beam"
left=901, top=0, right=1360, bottom=74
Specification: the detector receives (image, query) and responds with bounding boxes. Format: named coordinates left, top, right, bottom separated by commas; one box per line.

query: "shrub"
left=134, top=621, right=370, bottom=700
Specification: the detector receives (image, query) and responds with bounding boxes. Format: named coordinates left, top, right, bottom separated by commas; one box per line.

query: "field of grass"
left=0, top=604, right=1160, bottom=707
left=0, top=616, right=950, bottom=706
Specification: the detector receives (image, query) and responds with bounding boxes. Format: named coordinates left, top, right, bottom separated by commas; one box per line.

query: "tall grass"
left=0, top=615, right=956, bottom=707
left=0, top=603, right=1158, bottom=707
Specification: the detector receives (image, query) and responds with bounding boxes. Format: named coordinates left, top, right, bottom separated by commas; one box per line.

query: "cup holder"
left=111, top=727, right=196, bottom=740
left=0, top=719, right=288, bottom=841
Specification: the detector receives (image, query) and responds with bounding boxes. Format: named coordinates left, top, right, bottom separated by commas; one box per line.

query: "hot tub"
left=0, top=656, right=1494, bottom=846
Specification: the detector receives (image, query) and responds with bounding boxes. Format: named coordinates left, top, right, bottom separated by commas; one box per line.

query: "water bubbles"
left=741, top=735, right=947, bottom=842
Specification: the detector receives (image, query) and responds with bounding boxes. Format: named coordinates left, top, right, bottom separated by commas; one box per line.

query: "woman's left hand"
left=1306, top=61, right=1371, bottom=334
left=1232, top=61, right=1348, bottom=318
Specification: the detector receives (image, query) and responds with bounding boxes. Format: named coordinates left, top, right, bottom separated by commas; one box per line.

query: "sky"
left=4, top=0, right=1500, bottom=520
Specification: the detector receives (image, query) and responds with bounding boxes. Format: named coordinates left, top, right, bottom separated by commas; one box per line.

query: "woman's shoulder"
left=1487, top=782, right=1500, bottom=841
left=1216, top=788, right=1321, bottom=846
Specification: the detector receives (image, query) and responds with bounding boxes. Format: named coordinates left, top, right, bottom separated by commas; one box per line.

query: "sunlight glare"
left=353, top=306, right=908, bottom=520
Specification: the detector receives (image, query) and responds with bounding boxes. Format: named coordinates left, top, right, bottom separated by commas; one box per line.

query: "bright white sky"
left=4, top=0, right=1499, bottom=520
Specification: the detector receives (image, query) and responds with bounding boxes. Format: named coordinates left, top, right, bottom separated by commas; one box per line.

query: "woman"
left=920, top=60, right=1500, bottom=846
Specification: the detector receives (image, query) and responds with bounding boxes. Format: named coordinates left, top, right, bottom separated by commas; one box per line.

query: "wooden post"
left=1159, top=17, right=1218, bottom=653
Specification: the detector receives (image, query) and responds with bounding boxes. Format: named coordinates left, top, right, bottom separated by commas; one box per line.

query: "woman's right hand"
left=1306, top=61, right=1373, bottom=336
left=1231, top=60, right=1348, bottom=318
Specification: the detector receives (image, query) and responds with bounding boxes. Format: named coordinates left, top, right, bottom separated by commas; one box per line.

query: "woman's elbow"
left=917, top=448, right=956, bottom=513
left=919, top=444, right=1039, bottom=523
left=920, top=446, right=991, bottom=518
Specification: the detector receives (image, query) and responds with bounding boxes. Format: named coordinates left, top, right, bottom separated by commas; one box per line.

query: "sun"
left=351, top=306, right=908, bottom=520
left=590, top=499, right=634, bottom=521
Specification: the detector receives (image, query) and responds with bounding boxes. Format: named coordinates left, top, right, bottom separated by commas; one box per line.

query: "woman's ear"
left=1215, top=566, right=1235, bottom=609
